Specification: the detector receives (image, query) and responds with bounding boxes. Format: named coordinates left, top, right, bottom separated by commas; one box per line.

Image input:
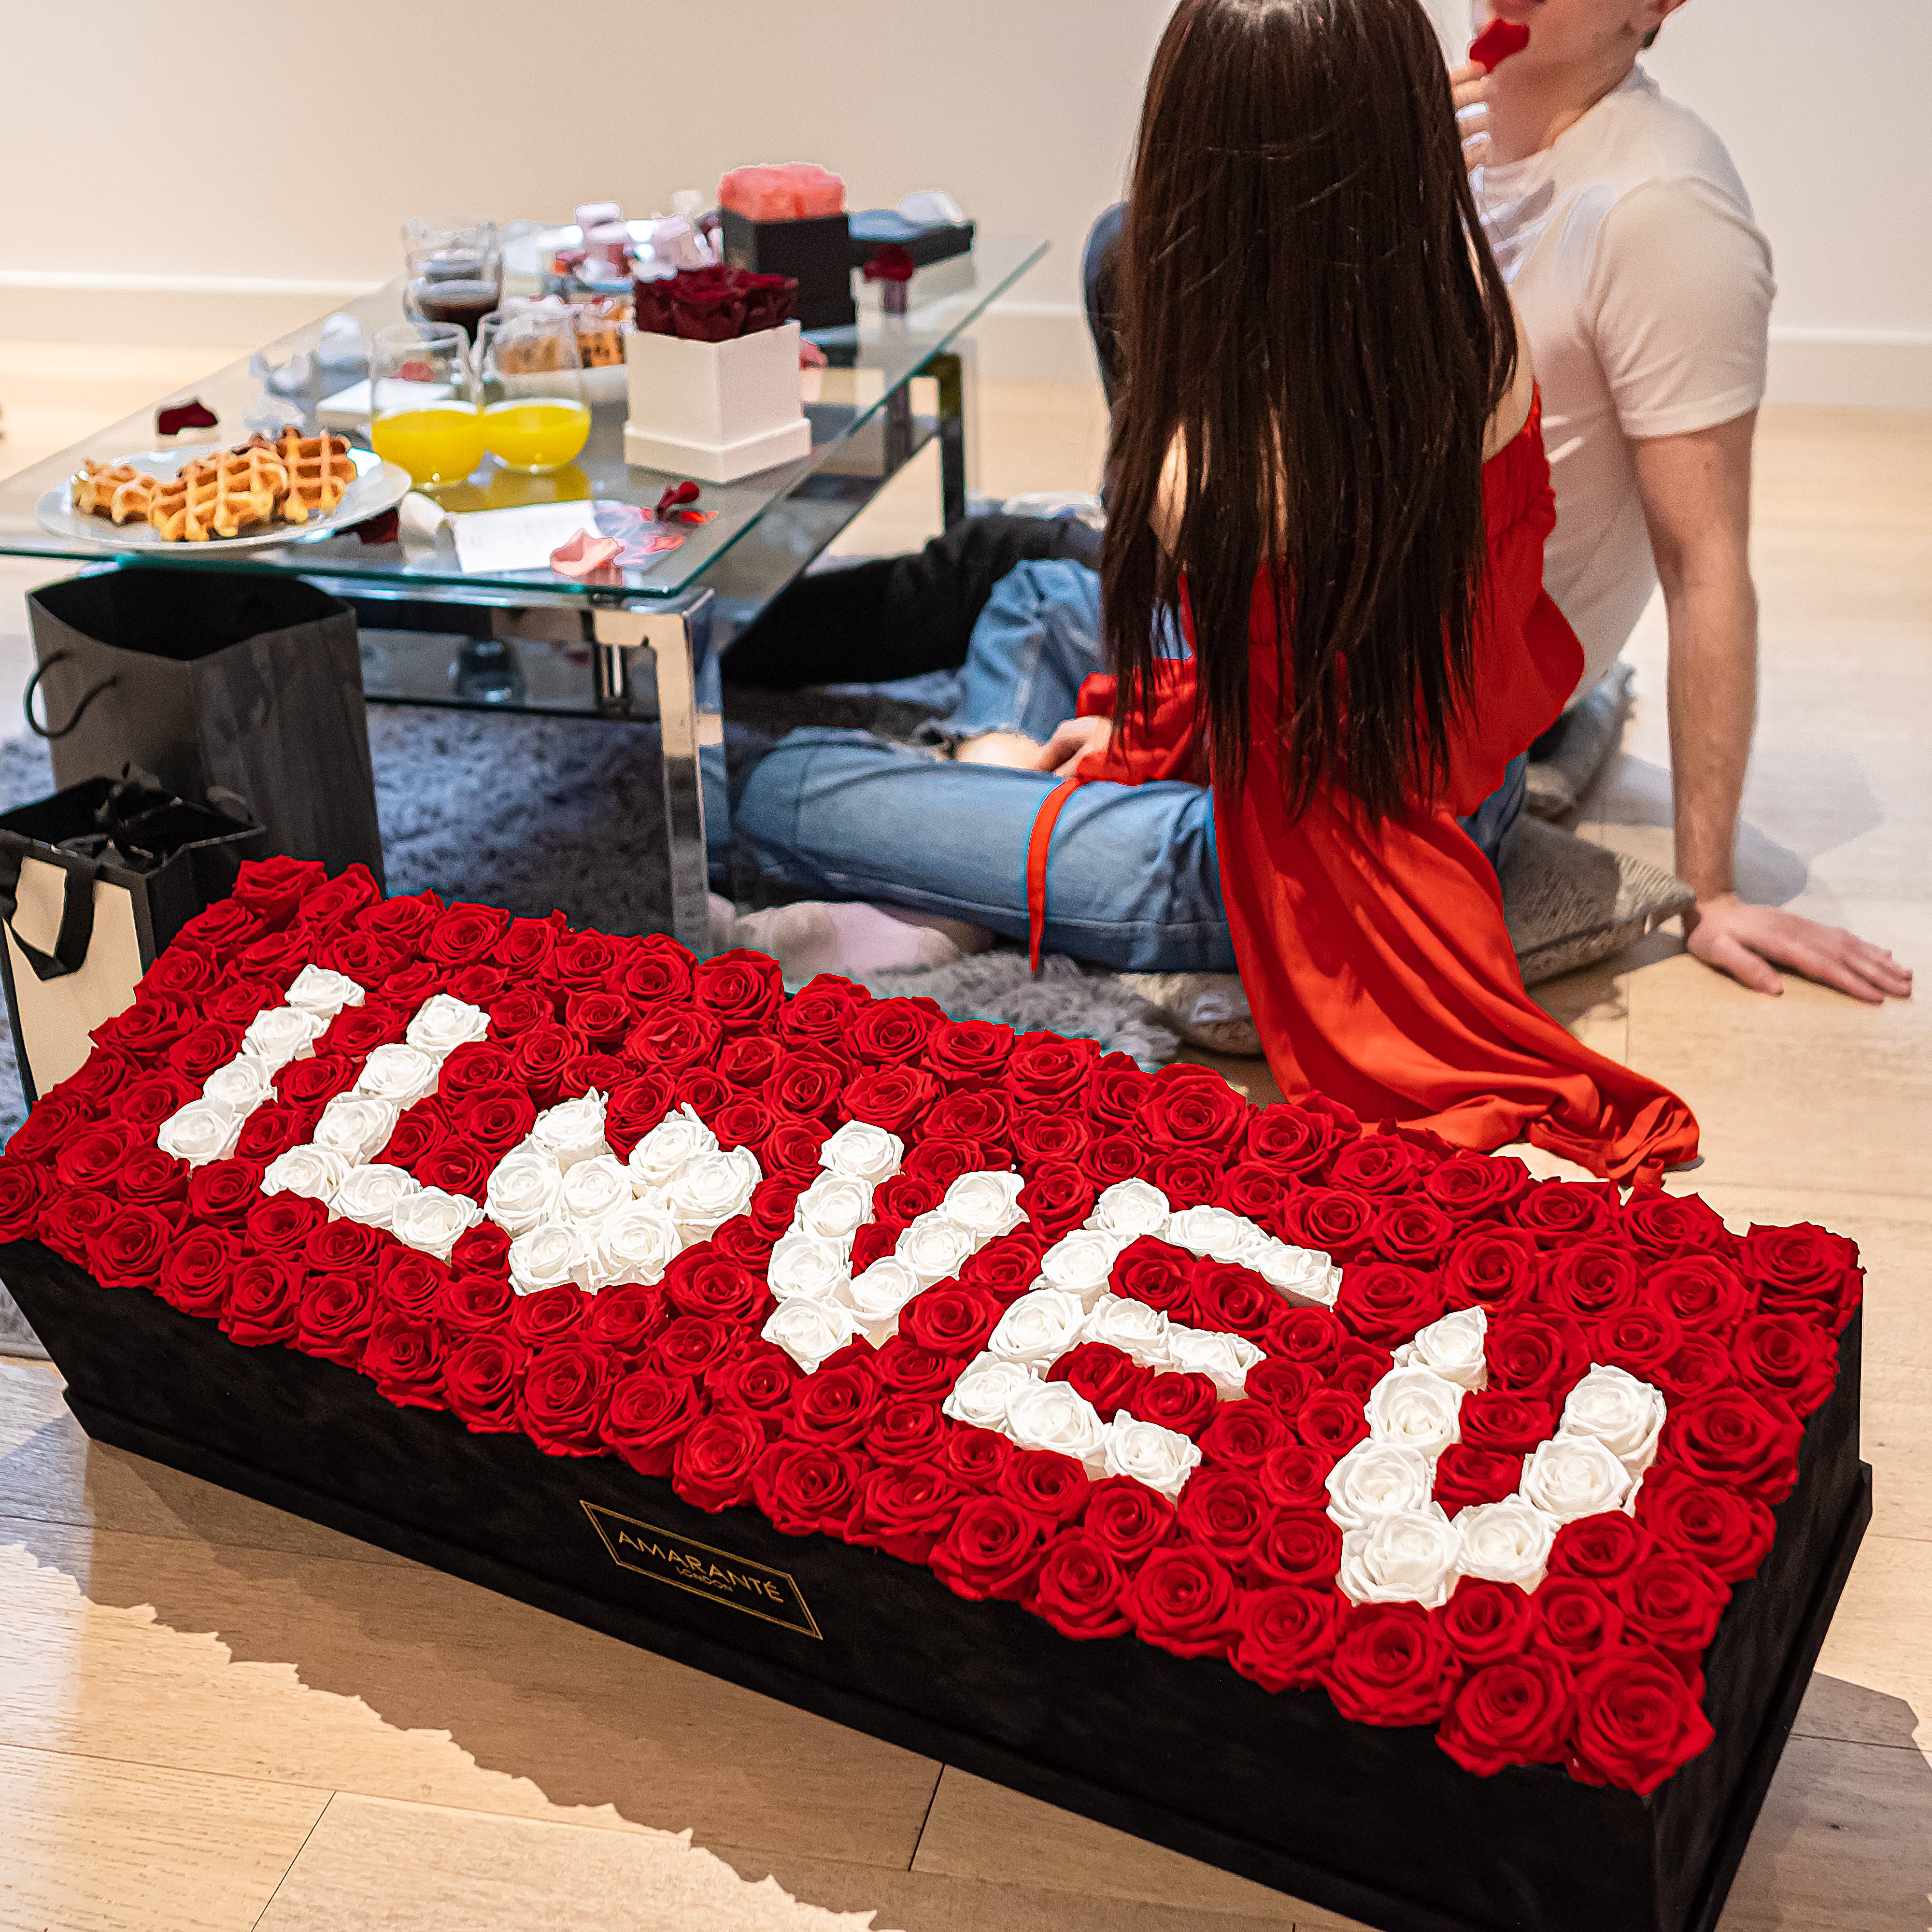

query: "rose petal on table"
left=156, top=398, right=219, bottom=435
left=550, top=530, right=624, bottom=577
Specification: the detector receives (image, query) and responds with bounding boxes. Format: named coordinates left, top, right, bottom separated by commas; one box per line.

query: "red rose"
left=426, top=901, right=510, bottom=966
left=1643, top=1255, right=1751, bottom=1334
left=102, top=1075, right=190, bottom=1137
left=360, top=1312, right=447, bottom=1409
left=1328, top=1136, right=1424, bottom=1197
left=1294, top=1389, right=1370, bottom=1457
left=1121, top=1540, right=1239, bottom=1659
left=51, top=1050, right=133, bottom=1112
left=648, top=1314, right=740, bottom=1381
left=290, top=862, right=382, bottom=931
left=275, top=1054, right=356, bottom=1109
left=1424, top=1150, right=1530, bottom=1222
left=508, top=1282, right=592, bottom=1350
left=1232, top=1584, right=1339, bottom=1691
left=755, top=1118, right=824, bottom=1179
left=1326, top=1603, right=1463, bottom=1727
left=1080, top=1135, right=1144, bottom=1189
left=778, top=974, right=867, bottom=1050
left=604, top=1073, right=678, bottom=1159
left=486, top=988, right=552, bottom=1038
left=239, top=1104, right=313, bottom=1165
left=1108, top=1236, right=1197, bottom=1316
left=671, top=1410, right=767, bottom=1510
left=1133, top=1370, right=1220, bottom=1439
left=445, top=1084, right=536, bottom=1159
left=165, top=1020, right=243, bottom=1085
left=548, top=929, right=622, bottom=994
left=1336, top=1262, right=1445, bottom=1350
left=1332, top=1338, right=1394, bottom=1399
left=414, top=1140, right=491, bottom=1201
left=0, top=1162, right=48, bottom=1240
left=1438, top=1651, right=1577, bottom=1776
left=601, top=1369, right=704, bottom=1474
left=618, top=933, right=696, bottom=1008
left=874, top=1338, right=961, bottom=1399
left=902, top=1136, right=982, bottom=1189
left=1010, top=1108, right=1090, bottom=1168
left=1635, top=1468, right=1777, bottom=1585
left=791, top=1363, right=882, bottom=1448
left=303, top=1218, right=382, bottom=1275
left=1149, top=1150, right=1222, bottom=1206
left=1534, top=1577, right=1625, bottom=1666
left=924, top=1089, right=1011, bottom=1151
left=717, top=1034, right=782, bottom=1091
left=232, top=853, right=327, bottom=924
left=517, top=1339, right=613, bottom=1455
left=450, top=1222, right=512, bottom=1279
left=1081, top=1476, right=1176, bottom=1561
left=41, top=1190, right=117, bottom=1264
left=140, top=945, right=223, bottom=1002
left=1588, top=1306, right=1684, bottom=1381
left=754, top=1442, right=864, bottom=1536
left=694, top=948, right=784, bottom=1032
left=1084, top=1056, right=1151, bottom=1131
left=1458, top=1390, right=1559, bottom=1455
left=663, top=1250, right=768, bottom=1327
left=1216, top=1162, right=1294, bottom=1236
left=1436, top=1577, right=1535, bottom=1667
left=1019, top=1165, right=1095, bottom=1241
left=1615, top=1552, right=1730, bottom=1657
left=1431, top=1445, right=1524, bottom=1513
left=108, top=1144, right=188, bottom=1209
left=583, top=1281, right=668, bottom=1356
left=704, top=1340, right=800, bottom=1435
left=448, top=964, right=508, bottom=1008
left=1283, top=1188, right=1378, bottom=1262
left=440, top=1334, right=526, bottom=1430
left=940, top=1428, right=1013, bottom=1490
left=1049, top=1342, right=1155, bottom=1418
left=872, top=1172, right=940, bottom=1225
left=1510, top=1178, right=1619, bottom=1247
left=1621, top=1188, right=1736, bottom=1260
left=1546, top=1511, right=1652, bottom=1583
left=1366, top=1199, right=1454, bottom=1267
left=1246, top=1508, right=1341, bottom=1588
left=1023, top=1532, right=1130, bottom=1640
left=298, top=1269, right=378, bottom=1368
left=1265, top=1305, right=1344, bottom=1377
left=1484, top=1312, right=1588, bottom=1397
left=317, top=1001, right=407, bottom=1060
left=1242, top=1102, right=1342, bottom=1179
left=846, top=996, right=940, bottom=1067
left=1241, top=1358, right=1321, bottom=1419
left=1138, top=1069, right=1246, bottom=1160
left=378, top=1249, right=451, bottom=1321
left=214, top=1254, right=297, bottom=1345
left=1652, top=1332, right=1739, bottom=1402
left=435, top=1273, right=516, bottom=1344
left=929, top=1493, right=1049, bottom=1598
left=900, top=1285, right=1000, bottom=1358
left=1003, top=1034, right=1098, bottom=1109
left=766, top=1048, right=846, bottom=1120
left=1568, top=1651, right=1716, bottom=1794
left=324, top=932, right=403, bottom=987
left=1197, top=1401, right=1290, bottom=1470
left=624, top=1006, right=722, bottom=1076
left=997, top=1447, right=1092, bottom=1524
left=510, top=1024, right=582, bottom=1105
left=172, top=896, right=264, bottom=960
left=710, top=1096, right=773, bottom=1152
left=847, top=1463, right=966, bottom=1563
left=1190, top=1260, right=1278, bottom=1339
left=90, top=995, right=192, bottom=1059
left=489, top=910, right=562, bottom=977
left=202, top=980, right=280, bottom=1029
left=1538, top=1240, right=1643, bottom=1323
left=864, top=1395, right=950, bottom=1465
left=1743, top=1222, right=1861, bottom=1333
left=153, top=1224, right=237, bottom=1315
left=438, top=1043, right=517, bottom=1103
left=841, top=1064, right=940, bottom=1136
left=1657, top=1388, right=1804, bottom=1504
left=89, top=1203, right=179, bottom=1288
left=380, top=961, right=451, bottom=1011
left=925, top=1018, right=1014, bottom=1087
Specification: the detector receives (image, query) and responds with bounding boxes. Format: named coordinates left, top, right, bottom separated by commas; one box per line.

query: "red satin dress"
left=1026, top=404, right=1699, bottom=1181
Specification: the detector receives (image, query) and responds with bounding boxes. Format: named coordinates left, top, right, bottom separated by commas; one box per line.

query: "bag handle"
left=24, top=651, right=118, bottom=740
left=0, top=848, right=98, bottom=982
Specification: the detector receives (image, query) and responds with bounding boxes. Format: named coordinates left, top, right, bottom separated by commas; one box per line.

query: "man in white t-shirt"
left=1461, top=0, right=1910, bottom=1003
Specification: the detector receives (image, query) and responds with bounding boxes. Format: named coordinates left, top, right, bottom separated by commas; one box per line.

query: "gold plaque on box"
left=581, top=1500, right=822, bottom=1639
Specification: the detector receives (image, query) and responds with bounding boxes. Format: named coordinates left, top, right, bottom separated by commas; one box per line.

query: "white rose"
left=403, top=992, right=491, bottom=1056
left=1078, top=1293, right=1171, bottom=1365
left=352, top=1042, right=442, bottom=1107
left=1100, top=1413, right=1203, bottom=1499
left=1005, top=1379, right=1109, bottom=1469
left=509, top=1220, right=591, bottom=1295
left=261, top=1143, right=350, bottom=1202
left=1454, top=1497, right=1558, bottom=1588
left=241, top=1004, right=326, bottom=1073
left=942, top=1353, right=1039, bottom=1430
left=767, top=1232, right=852, bottom=1304
left=1365, top=1366, right=1466, bottom=1459
left=1161, top=1323, right=1264, bottom=1396
left=895, top=1214, right=977, bottom=1288
left=1519, top=1436, right=1634, bottom=1523
left=156, top=1099, right=242, bottom=1167
left=792, top=1171, right=875, bottom=1244
left=1087, top=1179, right=1171, bottom=1240
left=1325, top=1439, right=1435, bottom=1533
left=819, top=1119, right=903, bottom=1185
left=844, top=1258, right=923, bottom=1341
left=284, top=963, right=366, bottom=1019
left=1337, top=1507, right=1462, bottom=1608
left=667, top=1145, right=760, bottom=1238
left=313, top=1094, right=401, bottom=1165
left=485, top=1147, right=564, bottom=1236
left=986, top=1288, right=1089, bottom=1369
left=1039, top=1228, right=1124, bottom=1309
left=626, top=1104, right=715, bottom=1192
left=590, top=1199, right=682, bottom=1288
left=1395, top=1307, right=1490, bottom=1391
left=391, top=1185, right=483, bottom=1261
left=763, top=1296, right=860, bottom=1374
left=530, top=1091, right=611, bottom=1171
left=1250, top=1239, right=1342, bottom=1308
left=943, top=1170, right=1027, bottom=1241
left=1560, top=1364, right=1669, bottom=1475
left=201, top=1056, right=275, bottom=1117
left=1164, top=1204, right=1267, bottom=1265
left=331, top=1162, right=420, bottom=1228
left=558, top=1153, right=633, bottom=1225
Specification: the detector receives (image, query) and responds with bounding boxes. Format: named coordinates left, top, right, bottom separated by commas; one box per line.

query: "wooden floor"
left=0, top=342, right=1927, bottom=1931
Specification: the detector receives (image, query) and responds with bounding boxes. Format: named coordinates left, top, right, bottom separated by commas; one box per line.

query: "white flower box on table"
left=623, top=322, right=813, bottom=485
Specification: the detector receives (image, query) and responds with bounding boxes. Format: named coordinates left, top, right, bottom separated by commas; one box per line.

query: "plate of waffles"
left=39, top=431, right=412, bottom=550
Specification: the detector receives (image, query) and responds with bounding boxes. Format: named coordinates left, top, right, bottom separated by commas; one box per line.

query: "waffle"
left=273, top=428, right=355, bottom=524
left=148, top=444, right=288, bottom=542
left=71, top=459, right=161, bottom=525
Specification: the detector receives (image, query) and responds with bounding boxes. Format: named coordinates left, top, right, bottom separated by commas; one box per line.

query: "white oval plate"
left=36, top=444, right=413, bottom=553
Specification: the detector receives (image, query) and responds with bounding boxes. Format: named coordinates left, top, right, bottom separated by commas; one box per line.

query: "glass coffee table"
left=0, top=234, right=1049, bottom=953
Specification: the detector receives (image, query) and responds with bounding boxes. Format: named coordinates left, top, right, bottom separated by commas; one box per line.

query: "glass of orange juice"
left=369, top=323, right=484, bottom=486
left=478, top=308, right=592, bottom=474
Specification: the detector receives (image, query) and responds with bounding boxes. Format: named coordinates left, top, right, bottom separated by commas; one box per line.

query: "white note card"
left=449, top=502, right=602, bottom=575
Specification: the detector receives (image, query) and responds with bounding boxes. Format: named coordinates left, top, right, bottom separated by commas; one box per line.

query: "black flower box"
left=0, top=1238, right=1868, bottom=1932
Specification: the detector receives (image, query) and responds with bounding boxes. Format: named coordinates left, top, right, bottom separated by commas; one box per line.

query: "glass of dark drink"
left=402, top=216, right=503, bottom=341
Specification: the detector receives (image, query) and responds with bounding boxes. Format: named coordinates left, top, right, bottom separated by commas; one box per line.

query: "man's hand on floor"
left=1683, top=894, right=1914, bottom=1004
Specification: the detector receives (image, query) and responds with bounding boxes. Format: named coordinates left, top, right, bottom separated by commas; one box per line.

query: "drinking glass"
left=403, top=216, right=503, bottom=341
left=477, top=309, right=591, bottom=473
left=368, top=322, right=484, bottom=486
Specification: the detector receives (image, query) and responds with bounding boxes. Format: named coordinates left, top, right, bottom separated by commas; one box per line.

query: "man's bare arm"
left=1633, top=414, right=1911, bottom=1003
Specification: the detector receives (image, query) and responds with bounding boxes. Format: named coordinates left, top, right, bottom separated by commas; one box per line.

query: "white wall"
left=2, top=0, right=1925, bottom=403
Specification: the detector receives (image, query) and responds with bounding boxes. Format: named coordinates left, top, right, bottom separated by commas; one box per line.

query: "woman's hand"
left=1449, top=62, right=1492, bottom=174
left=1034, top=715, right=1112, bottom=777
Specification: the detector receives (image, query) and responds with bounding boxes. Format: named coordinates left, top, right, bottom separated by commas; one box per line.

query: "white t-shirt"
left=1476, top=66, right=1775, bottom=703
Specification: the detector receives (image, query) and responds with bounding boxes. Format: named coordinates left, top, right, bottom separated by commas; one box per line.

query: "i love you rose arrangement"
left=0, top=858, right=1860, bottom=1798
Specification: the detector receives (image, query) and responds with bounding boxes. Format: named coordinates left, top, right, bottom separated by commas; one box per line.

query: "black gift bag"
left=26, top=569, right=384, bottom=884
left=0, top=774, right=265, bottom=1106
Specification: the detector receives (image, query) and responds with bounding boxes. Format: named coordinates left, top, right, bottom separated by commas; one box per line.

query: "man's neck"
left=1486, top=51, right=1640, bottom=166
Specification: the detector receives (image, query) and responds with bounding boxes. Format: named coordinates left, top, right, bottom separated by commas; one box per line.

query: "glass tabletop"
left=0, top=234, right=1047, bottom=602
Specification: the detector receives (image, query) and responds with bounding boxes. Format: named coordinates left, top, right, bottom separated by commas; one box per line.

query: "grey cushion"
left=1526, top=663, right=1634, bottom=821
left=1501, top=815, right=1695, bottom=986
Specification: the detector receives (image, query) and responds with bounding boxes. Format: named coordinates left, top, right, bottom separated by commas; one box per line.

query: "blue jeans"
left=735, top=559, right=1522, bottom=968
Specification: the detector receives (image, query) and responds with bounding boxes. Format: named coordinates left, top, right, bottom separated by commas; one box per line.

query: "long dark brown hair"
left=1100, top=0, right=1519, bottom=822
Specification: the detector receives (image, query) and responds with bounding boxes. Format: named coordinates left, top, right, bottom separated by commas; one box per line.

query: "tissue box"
left=622, top=320, right=813, bottom=484
left=720, top=210, right=856, bottom=331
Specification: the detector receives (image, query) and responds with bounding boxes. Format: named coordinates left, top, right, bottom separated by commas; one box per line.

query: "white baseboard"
left=1765, top=329, right=1932, bottom=409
